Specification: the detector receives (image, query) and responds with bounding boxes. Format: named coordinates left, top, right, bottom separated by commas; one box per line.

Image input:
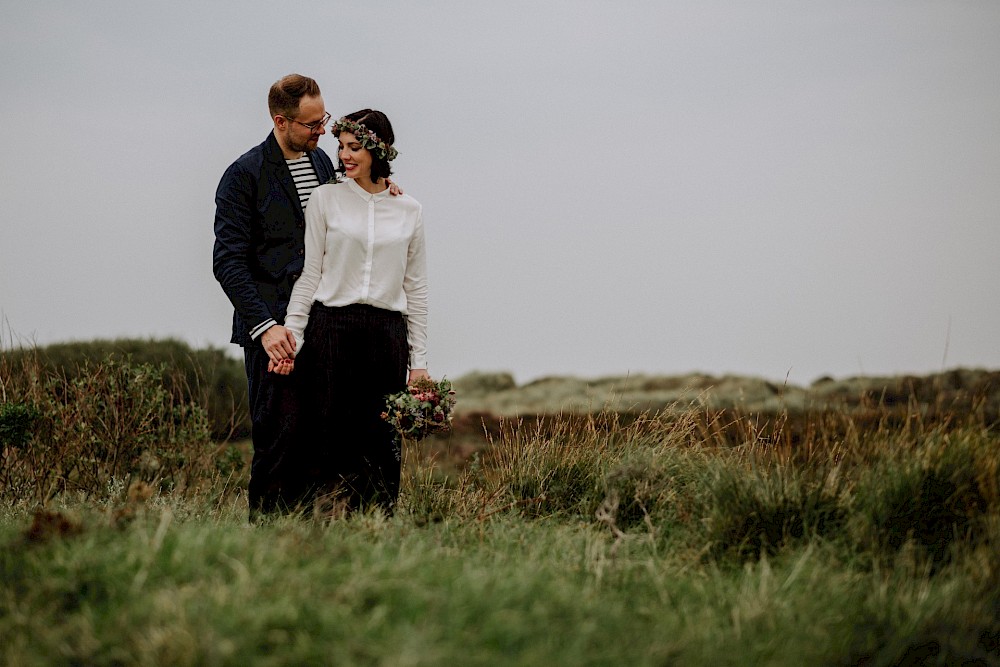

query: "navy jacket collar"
left=263, top=130, right=335, bottom=185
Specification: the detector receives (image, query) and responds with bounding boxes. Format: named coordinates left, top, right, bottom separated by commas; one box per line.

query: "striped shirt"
left=286, top=155, right=321, bottom=209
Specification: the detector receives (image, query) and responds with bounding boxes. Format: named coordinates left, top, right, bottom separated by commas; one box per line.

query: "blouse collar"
left=346, top=178, right=390, bottom=201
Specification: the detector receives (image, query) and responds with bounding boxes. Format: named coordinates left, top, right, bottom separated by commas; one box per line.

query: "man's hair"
left=268, top=74, right=321, bottom=119
left=335, top=109, right=395, bottom=181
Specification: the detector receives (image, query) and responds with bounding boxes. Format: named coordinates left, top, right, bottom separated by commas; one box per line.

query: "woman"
left=273, top=109, right=429, bottom=514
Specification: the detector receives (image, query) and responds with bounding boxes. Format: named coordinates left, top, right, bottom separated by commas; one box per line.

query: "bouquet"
left=382, top=377, right=457, bottom=440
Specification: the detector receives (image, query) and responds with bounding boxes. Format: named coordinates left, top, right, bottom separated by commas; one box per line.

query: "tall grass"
left=1, top=351, right=999, bottom=664
left=399, top=400, right=1000, bottom=585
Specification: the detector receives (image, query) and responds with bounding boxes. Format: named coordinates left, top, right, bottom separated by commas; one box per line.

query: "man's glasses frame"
left=281, top=112, right=331, bottom=132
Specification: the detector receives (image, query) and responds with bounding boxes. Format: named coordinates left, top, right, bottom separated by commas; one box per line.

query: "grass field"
left=3, top=413, right=999, bottom=665
left=1, top=349, right=999, bottom=665
left=3, top=503, right=995, bottom=666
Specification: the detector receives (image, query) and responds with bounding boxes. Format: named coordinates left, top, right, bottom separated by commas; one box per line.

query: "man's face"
left=280, top=94, right=327, bottom=153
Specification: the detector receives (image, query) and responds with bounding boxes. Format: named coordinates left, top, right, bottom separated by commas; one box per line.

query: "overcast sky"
left=2, top=1, right=998, bottom=386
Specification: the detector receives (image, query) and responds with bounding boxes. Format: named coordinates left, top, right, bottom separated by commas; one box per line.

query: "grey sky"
left=2, top=1, right=998, bottom=386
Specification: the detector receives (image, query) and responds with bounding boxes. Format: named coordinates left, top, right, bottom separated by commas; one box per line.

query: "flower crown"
left=333, top=117, right=399, bottom=161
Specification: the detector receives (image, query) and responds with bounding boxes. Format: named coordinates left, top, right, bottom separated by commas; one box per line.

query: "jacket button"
left=298, top=249, right=304, bottom=255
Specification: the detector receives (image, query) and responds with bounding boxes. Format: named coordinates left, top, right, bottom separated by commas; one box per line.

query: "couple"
left=213, top=73, right=430, bottom=519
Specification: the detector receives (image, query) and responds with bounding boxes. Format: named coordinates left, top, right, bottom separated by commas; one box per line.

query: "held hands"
left=262, top=325, right=296, bottom=375
left=261, top=325, right=296, bottom=363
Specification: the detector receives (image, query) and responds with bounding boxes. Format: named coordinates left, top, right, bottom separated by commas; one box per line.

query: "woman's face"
left=338, top=132, right=373, bottom=181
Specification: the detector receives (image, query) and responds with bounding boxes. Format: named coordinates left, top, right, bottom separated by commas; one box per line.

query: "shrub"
left=0, top=401, right=43, bottom=451
left=0, top=353, right=228, bottom=504
left=1, top=339, right=248, bottom=440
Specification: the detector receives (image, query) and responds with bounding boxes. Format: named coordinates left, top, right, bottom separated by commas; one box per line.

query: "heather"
left=1, top=342, right=998, bottom=665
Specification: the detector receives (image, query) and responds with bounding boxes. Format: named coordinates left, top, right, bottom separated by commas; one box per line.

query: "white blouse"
left=284, top=178, right=429, bottom=369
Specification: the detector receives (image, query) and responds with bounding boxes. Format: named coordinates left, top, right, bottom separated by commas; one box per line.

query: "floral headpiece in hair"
left=333, top=117, right=399, bottom=161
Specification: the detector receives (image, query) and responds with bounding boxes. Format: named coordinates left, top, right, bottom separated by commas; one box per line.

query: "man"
left=213, top=73, right=337, bottom=518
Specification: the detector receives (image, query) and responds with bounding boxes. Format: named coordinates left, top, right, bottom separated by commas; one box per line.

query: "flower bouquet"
left=382, top=377, right=457, bottom=440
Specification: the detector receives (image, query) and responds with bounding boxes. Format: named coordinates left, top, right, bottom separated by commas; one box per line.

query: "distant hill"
left=451, top=368, right=1000, bottom=421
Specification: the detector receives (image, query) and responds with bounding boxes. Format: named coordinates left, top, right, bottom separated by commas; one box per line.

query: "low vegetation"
left=1, top=338, right=250, bottom=440
left=1, top=342, right=998, bottom=665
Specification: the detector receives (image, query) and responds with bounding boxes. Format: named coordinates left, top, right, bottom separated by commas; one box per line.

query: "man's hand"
left=408, top=368, right=430, bottom=384
left=260, top=325, right=296, bottom=363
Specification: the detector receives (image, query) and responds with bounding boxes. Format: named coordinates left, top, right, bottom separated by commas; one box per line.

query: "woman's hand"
left=268, top=358, right=295, bottom=375
left=386, top=178, right=404, bottom=196
left=408, top=368, right=430, bottom=384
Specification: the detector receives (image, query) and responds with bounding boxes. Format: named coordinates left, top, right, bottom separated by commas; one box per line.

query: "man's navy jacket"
left=213, top=132, right=337, bottom=346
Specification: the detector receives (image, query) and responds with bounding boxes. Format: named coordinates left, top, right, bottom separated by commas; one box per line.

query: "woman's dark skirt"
left=293, top=302, right=409, bottom=513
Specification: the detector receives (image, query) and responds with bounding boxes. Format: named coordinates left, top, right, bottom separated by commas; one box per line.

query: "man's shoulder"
left=229, top=135, right=274, bottom=171
left=218, top=135, right=284, bottom=192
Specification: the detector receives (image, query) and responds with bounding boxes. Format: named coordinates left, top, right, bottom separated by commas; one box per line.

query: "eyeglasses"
left=281, top=112, right=331, bottom=132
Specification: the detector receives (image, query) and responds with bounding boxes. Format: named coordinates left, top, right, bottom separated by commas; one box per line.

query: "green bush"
left=0, top=401, right=43, bottom=450
left=1, top=339, right=248, bottom=440
left=0, top=353, right=230, bottom=504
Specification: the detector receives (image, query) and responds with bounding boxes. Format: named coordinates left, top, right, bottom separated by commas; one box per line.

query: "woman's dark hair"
left=335, top=109, right=395, bottom=182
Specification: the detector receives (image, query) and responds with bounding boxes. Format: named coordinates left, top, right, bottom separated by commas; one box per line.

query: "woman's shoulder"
left=310, top=179, right=349, bottom=201
left=389, top=192, right=421, bottom=214
left=316, top=179, right=349, bottom=191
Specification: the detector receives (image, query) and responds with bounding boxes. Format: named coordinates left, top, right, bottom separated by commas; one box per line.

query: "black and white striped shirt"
left=286, top=155, right=320, bottom=210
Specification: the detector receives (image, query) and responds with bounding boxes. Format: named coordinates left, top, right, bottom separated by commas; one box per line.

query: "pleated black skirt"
left=294, top=302, right=409, bottom=512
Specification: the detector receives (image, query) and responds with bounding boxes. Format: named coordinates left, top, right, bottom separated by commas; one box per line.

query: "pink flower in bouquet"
left=382, top=377, right=457, bottom=440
